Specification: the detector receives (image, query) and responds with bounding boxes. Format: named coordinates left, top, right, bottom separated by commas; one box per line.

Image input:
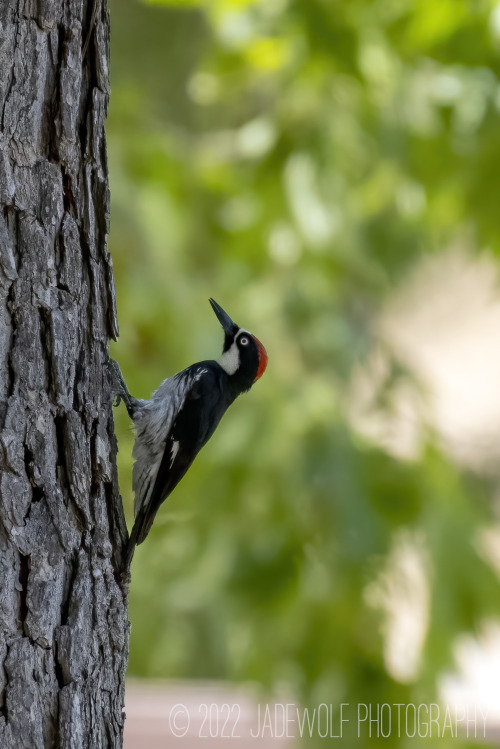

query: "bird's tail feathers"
left=123, top=504, right=158, bottom=570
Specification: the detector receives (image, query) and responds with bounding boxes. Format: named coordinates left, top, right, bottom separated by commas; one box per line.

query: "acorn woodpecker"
left=111, top=299, right=268, bottom=570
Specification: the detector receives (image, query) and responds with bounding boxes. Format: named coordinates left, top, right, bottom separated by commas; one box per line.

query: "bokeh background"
left=108, top=0, right=500, bottom=745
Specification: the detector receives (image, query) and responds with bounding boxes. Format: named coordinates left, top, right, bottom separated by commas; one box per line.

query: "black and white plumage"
left=112, top=299, right=268, bottom=570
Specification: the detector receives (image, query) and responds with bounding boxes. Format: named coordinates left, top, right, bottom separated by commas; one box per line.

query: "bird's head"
left=209, top=298, right=268, bottom=391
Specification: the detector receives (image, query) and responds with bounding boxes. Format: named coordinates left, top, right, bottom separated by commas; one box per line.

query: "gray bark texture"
left=0, top=1, right=130, bottom=747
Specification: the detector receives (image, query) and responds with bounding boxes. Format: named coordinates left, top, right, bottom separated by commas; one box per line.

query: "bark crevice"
left=17, top=553, right=29, bottom=629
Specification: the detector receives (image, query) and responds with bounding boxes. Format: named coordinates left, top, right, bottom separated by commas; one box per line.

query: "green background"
left=108, top=0, right=500, bottom=745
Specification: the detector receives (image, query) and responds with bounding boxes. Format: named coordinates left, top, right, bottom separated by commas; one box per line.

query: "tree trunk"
left=0, top=1, right=129, bottom=747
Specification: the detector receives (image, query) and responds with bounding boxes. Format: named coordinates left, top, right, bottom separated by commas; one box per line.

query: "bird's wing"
left=131, top=365, right=209, bottom=517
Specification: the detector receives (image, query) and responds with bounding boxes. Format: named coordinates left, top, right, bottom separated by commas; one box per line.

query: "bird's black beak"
left=209, top=298, right=239, bottom=337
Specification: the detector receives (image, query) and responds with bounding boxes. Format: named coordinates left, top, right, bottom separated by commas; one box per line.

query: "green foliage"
left=108, top=0, right=500, bottom=744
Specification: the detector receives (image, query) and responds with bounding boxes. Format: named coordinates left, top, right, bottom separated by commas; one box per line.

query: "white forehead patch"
left=217, top=328, right=251, bottom=375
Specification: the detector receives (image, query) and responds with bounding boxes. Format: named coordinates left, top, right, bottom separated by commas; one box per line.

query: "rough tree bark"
left=0, top=1, right=129, bottom=747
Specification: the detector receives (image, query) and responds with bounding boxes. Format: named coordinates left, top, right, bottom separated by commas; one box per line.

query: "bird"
left=111, top=298, right=268, bottom=570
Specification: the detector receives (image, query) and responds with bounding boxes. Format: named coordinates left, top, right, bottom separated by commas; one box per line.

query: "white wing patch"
left=131, top=367, right=207, bottom=516
left=217, top=328, right=250, bottom=375
left=169, top=439, right=179, bottom=468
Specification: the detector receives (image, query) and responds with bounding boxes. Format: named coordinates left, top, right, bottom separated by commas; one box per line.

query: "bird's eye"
left=239, top=336, right=249, bottom=346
